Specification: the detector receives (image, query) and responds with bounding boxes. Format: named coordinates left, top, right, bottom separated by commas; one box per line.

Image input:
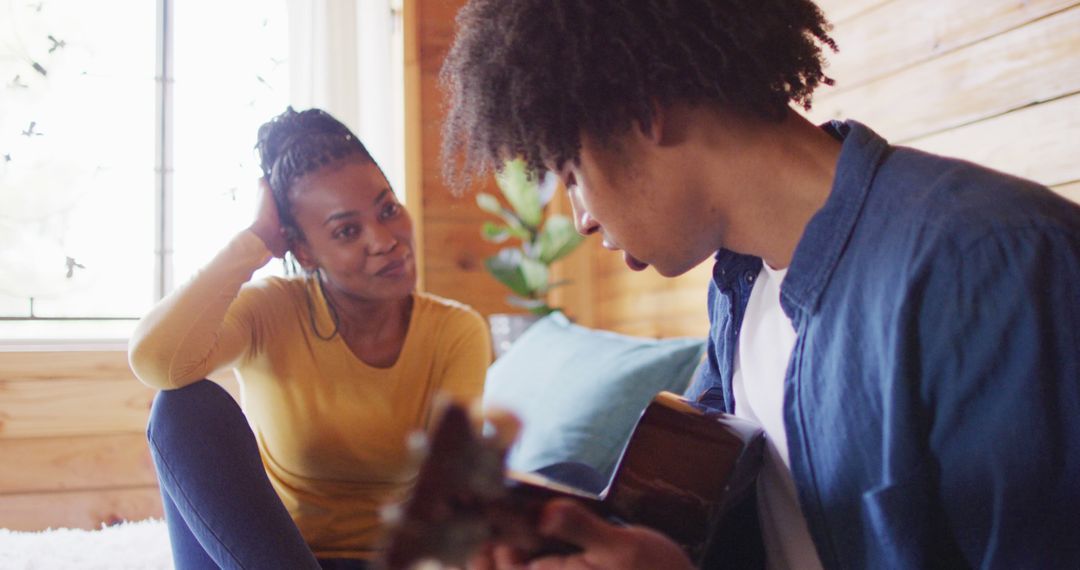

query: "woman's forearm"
left=129, top=230, right=272, bottom=389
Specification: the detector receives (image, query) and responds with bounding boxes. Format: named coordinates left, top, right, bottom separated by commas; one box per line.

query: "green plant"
left=476, top=158, right=585, bottom=315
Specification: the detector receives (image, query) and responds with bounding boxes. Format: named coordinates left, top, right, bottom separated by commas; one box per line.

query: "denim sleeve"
left=915, top=226, right=1080, bottom=568
left=684, top=334, right=718, bottom=400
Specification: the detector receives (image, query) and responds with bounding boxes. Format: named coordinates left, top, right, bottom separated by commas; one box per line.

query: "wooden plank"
left=418, top=0, right=461, bottom=72
left=819, top=0, right=1078, bottom=92
left=421, top=165, right=499, bottom=214
left=422, top=218, right=504, bottom=274
left=0, top=434, right=156, bottom=495
left=0, top=378, right=154, bottom=439
left=422, top=190, right=489, bottom=220
left=0, top=487, right=163, bottom=532
left=423, top=214, right=590, bottom=269
left=808, top=7, right=1080, bottom=142
left=598, top=313, right=711, bottom=340
left=547, top=245, right=596, bottom=328
left=595, top=286, right=707, bottom=326
left=0, top=351, right=134, bottom=383
left=905, top=93, right=1080, bottom=188
left=815, top=0, right=894, bottom=24
left=587, top=242, right=713, bottom=339
left=424, top=268, right=517, bottom=318
left=546, top=190, right=596, bottom=328
left=1052, top=180, right=1080, bottom=204
left=404, top=0, right=426, bottom=290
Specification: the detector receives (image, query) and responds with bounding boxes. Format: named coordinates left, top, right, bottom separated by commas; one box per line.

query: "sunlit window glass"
left=0, top=0, right=156, bottom=339
left=0, top=0, right=289, bottom=341
left=171, top=0, right=289, bottom=285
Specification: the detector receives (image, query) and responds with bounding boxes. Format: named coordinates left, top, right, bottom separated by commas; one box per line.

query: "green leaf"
left=504, top=220, right=532, bottom=242
left=484, top=249, right=532, bottom=297
left=537, top=214, right=585, bottom=264
left=518, top=255, right=549, bottom=294
left=477, top=191, right=532, bottom=241
left=495, top=158, right=543, bottom=228
left=537, top=170, right=559, bottom=207
left=475, top=192, right=503, bottom=216
left=481, top=221, right=510, bottom=243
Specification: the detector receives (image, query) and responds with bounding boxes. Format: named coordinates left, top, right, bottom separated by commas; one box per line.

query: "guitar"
left=378, top=391, right=765, bottom=569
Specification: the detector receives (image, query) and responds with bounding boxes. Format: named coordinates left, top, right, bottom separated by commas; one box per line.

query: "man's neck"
left=699, top=109, right=841, bottom=269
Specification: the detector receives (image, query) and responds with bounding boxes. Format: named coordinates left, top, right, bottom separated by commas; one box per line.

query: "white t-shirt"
left=732, top=263, right=824, bottom=570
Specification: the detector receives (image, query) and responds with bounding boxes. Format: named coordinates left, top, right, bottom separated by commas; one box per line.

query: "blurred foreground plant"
left=476, top=158, right=584, bottom=315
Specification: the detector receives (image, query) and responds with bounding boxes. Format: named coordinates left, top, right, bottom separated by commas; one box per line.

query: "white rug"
left=0, top=519, right=172, bottom=570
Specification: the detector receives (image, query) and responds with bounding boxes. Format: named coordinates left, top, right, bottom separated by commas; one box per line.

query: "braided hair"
left=254, top=107, right=381, bottom=339
left=255, top=107, right=378, bottom=239
left=440, top=0, right=838, bottom=190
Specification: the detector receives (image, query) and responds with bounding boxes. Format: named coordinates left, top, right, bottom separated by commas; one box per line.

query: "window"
left=0, top=0, right=403, bottom=343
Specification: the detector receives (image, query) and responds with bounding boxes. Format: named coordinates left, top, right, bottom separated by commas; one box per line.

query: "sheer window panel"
left=1, top=0, right=401, bottom=343
left=0, top=0, right=156, bottom=340
left=170, top=0, right=291, bottom=287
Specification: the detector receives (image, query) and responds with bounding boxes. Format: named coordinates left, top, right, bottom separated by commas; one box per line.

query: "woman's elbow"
left=128, top=337, right=178, bottom=390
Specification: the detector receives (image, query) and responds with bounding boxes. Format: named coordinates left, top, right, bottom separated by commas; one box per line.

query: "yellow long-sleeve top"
left=128, top=230, right=490, bottom=560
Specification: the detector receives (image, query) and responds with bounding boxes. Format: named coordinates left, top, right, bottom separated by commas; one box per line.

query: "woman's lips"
left=375, top=254, right=412, bottom=277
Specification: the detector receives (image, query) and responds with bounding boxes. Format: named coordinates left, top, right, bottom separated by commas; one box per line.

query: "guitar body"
left=379, top=391, right=765, bottom=569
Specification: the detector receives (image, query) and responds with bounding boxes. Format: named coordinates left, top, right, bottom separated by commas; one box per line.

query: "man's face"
left=560, top=130, right=718, bottom=278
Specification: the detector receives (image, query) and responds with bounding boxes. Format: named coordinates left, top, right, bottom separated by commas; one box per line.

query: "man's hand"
left=249, top=178, right=290, bottom=258
left=471, top=499, right=696, bottom=570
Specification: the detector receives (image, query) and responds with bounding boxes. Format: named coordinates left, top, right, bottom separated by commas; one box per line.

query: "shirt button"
left=745, top=272, right=755, bottom=283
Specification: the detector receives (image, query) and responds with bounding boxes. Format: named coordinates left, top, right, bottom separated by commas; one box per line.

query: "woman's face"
left=288, top=156, right=416, bottom=303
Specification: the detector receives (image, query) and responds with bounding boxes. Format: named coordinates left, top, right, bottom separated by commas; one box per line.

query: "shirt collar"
left=780, top=120, right=890, bottom=320
left=711, top=120, right=890, bottom=319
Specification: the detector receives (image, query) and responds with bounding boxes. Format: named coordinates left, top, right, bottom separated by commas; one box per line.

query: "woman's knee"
left=147, top=380, right=245, bottom=442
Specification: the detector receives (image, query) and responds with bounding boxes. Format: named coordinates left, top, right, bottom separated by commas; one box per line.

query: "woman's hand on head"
left=250, top=177, right=290, bottom=258
left=469, top=499, right=696, bottom=570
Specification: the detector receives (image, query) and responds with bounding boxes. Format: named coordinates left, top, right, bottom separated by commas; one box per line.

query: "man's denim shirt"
left=685, top=121, right=1080, bottom=569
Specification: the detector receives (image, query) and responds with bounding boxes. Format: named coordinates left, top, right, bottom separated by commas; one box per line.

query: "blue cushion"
left=483, top=312, right=706, bottom=480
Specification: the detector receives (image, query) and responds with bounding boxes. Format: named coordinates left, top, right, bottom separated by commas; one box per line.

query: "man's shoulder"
left=869, top=145, right=1080, bottom=250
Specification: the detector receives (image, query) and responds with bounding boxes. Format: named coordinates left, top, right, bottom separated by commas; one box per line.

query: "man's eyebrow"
left=374, top=188, right=392, bottom=204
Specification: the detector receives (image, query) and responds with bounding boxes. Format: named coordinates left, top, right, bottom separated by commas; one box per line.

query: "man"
left=439, top=0, right=1080, bottom=568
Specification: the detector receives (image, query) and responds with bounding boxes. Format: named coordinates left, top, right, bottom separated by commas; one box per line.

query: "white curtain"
left=286, top=0, right=403, bottom=195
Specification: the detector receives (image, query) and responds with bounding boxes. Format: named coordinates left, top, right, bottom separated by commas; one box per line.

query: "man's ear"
left=642, top=100, right=665, bottom=145
left=637, top=100, right=681, bottom=147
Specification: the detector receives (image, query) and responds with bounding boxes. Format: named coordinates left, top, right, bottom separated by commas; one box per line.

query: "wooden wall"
left=556, top=0, right=1080, bottom=338
left=0, top=351, right=160, bottom=531
left=0, top=350, right=239, bottom=531
left=411, top=0, right=512, bottom=318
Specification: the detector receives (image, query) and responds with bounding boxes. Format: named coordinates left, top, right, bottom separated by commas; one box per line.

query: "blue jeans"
left=147, top=380, right=369, bottom=570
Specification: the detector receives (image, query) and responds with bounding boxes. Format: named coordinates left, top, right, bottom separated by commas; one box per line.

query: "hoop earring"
left=305, top=271, right=340, bottom=341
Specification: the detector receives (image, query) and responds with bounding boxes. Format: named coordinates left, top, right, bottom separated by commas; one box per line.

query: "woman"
left=128, top=107, right=491, bottom=569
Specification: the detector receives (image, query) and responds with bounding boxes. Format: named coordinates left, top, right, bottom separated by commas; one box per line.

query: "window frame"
left=1, top=0, right=406, bottom=348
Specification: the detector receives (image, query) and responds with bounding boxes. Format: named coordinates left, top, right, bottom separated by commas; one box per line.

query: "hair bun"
left=254, top=107, right=377, bottom=222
